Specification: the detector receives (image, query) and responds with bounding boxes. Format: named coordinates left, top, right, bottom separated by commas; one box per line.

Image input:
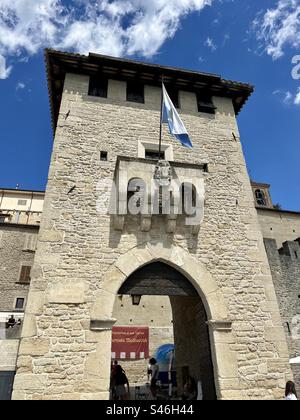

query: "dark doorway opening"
left=114, top=262, right=216, bottom=400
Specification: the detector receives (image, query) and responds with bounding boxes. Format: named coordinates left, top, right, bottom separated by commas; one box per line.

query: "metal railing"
left=0, top=210, right=42, bottom=226
left=0, top=323, right=22, bottom=340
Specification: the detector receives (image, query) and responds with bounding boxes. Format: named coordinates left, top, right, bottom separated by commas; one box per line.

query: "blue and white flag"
left=161, top=84, right=193, bottom=148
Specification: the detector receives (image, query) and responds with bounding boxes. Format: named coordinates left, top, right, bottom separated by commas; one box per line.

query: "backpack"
left=119, top=371, right=128, bottom=385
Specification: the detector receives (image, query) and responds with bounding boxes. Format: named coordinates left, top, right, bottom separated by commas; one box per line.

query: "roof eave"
left=45, top=49, right=254, bottom=132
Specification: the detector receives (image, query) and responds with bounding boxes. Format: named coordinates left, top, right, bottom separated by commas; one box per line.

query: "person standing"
left=182, top=376, right=197, bottom=400
left=149, top=358, right=159, bottom=399
left=7, top=315, right=16, bottom=328
left=285, top=381, right=298, bottom=400
left=114, top=365, right=130, bottom=400
left=147, top=362, right=152, bottom=384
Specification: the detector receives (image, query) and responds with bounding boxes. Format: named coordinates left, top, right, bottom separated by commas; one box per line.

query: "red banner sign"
left=111, top=327, right=149, bottom=360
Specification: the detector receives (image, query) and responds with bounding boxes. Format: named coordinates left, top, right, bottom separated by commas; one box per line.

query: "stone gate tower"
left=12, top=50, right=293, bottom=400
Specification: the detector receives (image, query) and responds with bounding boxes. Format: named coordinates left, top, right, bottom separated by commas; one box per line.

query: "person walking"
left=285, top=381, right=298, bottom=400
left=149, top=358, right=159, bottom=399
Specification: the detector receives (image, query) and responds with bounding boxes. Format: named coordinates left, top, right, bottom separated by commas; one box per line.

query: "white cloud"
left=0, top=54, right=12, bottom=79
left=273, top=88, right=300, bottom=106
left=16, top=81, right=25, bottom=90
left=205, top=36, right=217, bottom=51
left=254, top=0, right=300, bottom=60
left=0, top=0, right=213, bottom=77
left=294, top=87, right=300, bottom=105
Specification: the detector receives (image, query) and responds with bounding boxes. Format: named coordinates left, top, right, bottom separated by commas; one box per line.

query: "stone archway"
left=116, top=261, right=217, bottom=399
left=90, top=243, right=236, bottom=400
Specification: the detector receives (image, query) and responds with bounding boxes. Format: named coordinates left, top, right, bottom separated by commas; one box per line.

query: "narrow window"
left=127, top=178, right=146, bottom=214
left=145, top=150, right=165, bottom=160
left=126, top=81, right=144, bottom=103
left=295, top=251, right=298, bottom=259
left=196, top=92, right=216, bottom=114
left=100, top=151, right=108, bottom=161
left=88, top=75, right=108, bottom=98
left=181, top=183, right=197, bottom=215
left=165, top=86, right=179, bottom=108
left=15, top=298, right=25, bottom=310
left=0, top=215, right=5, bottom=223
left=18, top=266, right=31, bottom=284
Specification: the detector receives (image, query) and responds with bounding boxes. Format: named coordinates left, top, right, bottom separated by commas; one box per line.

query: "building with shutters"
left=0, top=188, right=43, bottom=313
left=0, top=50, right=299, bottom=400
left=0, top=188, right=42, bottom=397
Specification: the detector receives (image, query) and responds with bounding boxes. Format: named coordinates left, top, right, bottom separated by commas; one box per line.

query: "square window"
left=88, top=76, right=108, bottom=98
left=15, top=298, right=25, bottom=309
left=17, top=199, right=27, bottom=206
left=100, top=151, right=108, bottom=161
left=196, top=92, right=216, bottom=114
left=127, top=81, right=144, bottom=103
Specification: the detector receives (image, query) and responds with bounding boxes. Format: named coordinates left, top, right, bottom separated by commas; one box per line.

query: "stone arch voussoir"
left=90, top=244, right=229, bottom=322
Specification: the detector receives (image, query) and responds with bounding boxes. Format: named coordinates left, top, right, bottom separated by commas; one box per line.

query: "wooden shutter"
left=19, top=266, right=31, bottom=284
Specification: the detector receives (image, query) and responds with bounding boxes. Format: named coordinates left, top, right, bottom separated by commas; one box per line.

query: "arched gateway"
left=118, top=261, right=217, bottom=399
left=90, top=244, right=233, bottom=400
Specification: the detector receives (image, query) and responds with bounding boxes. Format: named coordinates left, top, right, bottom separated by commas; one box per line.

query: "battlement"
left=264, top=238, right=300, bottom=262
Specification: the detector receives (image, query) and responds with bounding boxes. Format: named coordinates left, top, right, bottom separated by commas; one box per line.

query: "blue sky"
left=0, top=0, right=299, bottom=210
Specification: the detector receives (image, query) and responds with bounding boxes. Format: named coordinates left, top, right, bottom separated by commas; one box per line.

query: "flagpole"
left=158, top=75, right=164, bottom=160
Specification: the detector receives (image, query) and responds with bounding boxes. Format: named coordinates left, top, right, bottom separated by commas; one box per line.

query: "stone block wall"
left=12, top=73, right=292, bottom=400
left=0, top=340, right=19, bottom=371
left=171, top=296, right=216, bottom=399
left=257, top=209, right=300, bottom=248
left=264, top=238, right=300, bottom=394
left=0, top=225, right=38, bottom=312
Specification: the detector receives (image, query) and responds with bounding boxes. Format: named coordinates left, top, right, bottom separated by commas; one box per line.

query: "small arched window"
left=181, top=183, right=197, bottom=215
left=127, top=178, right=146, bottom=214
left=255, top=189, right=267, bottom=207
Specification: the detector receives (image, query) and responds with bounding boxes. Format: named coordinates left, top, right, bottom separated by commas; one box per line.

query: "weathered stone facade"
left=257, top=208, right=300, bottom=248
left=264, top=238, right=300, bottom=393
left=0, top=224, right=38, bottom=312
left=9, top=50, right=294, bottom=400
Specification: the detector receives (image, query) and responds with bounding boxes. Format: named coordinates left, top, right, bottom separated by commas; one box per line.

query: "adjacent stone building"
left=0, top=50, right=299, bottom=400
left=0, top=188, right=42, bottom=399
